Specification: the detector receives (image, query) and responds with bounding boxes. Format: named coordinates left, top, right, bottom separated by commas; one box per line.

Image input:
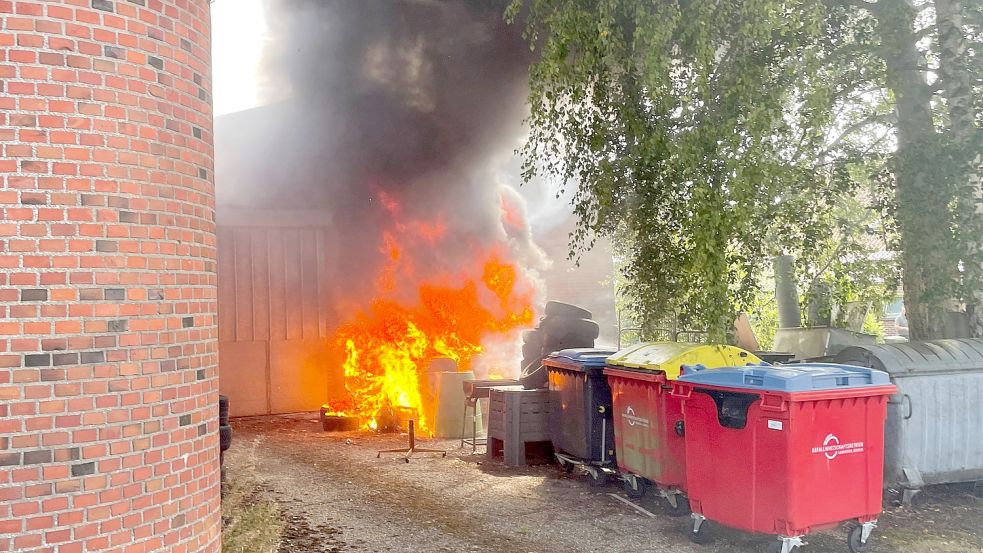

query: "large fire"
left=323, top=193, right=535, bottom=431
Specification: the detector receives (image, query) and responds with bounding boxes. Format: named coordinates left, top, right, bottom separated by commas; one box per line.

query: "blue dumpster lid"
left=546, top=348, right=617, bottom=367
left=676, top=363, right=892, bottom=392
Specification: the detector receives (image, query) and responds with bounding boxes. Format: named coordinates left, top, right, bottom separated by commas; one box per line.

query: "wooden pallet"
left=486, top=385, right=551, bottom=466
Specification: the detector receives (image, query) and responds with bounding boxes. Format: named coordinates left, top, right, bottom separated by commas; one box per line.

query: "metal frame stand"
left=377, top=419, right=446, bottom=463
left=460, top=396, right=485, bottom=453
left=771, top=536, right=806, bottom=553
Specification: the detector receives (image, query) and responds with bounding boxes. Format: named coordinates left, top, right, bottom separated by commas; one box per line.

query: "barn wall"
left=216, top=216, right=345, bottom=416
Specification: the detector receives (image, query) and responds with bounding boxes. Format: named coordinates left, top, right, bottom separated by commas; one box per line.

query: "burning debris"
left=217, top=1, right=551, bottom=424
left=323, top=193, right=536, bottom=431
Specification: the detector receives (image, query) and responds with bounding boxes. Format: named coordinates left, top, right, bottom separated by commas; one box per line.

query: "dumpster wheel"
left=766, top=537, right=804, bottom=553
left=663, top=493, right=690, bottom=517
left=622, top=475, right=647, bottom=499
left=689, top=514, right=712, bottom=544
left=847, top=522, right=875, bottom=553
left=585, top=467, right=610, bottom=487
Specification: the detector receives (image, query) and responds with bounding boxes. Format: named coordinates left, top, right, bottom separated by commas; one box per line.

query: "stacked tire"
left=519, top=301, right=601, bottom=389
left=219, top=395, right=231, bottom=470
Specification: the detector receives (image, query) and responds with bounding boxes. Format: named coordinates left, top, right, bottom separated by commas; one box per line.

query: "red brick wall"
left=0, top=1, right=219, bottom=551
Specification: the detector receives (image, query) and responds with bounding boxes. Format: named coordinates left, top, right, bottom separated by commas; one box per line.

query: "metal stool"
left=460, top=395, right=484, bottom=452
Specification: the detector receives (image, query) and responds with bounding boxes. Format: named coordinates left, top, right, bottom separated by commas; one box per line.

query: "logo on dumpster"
left=623, top=406, right=650, bottom=428
left=812, top=433, right=865, bottom=459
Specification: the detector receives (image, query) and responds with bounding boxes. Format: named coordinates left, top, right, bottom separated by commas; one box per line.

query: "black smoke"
left=215, top=0, right=541, bottom=309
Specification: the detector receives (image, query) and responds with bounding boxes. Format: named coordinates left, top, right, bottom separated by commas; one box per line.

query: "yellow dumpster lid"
left=606, top=342, right=760, bottom=380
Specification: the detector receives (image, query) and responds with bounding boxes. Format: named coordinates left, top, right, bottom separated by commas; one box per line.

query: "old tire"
left=544, top=301, right=592, bottom=319
left=544, top=337, right=595, bottom=354
left=541, top=317, right=600, bottom=342
left=219, top=424, right=232, bottom=452
left=522, top=329, right=545, bottom=348
left=219, top=394, right=229, bottom=425
left=522, top=341, right=544, bottom=360
left=519, top=359, right=547, bottom=389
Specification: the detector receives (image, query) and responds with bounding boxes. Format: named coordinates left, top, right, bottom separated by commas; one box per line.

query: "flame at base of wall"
left=323, top=193, right=537, bottom=432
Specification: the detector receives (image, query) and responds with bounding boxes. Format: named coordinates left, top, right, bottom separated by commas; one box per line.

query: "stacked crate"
left=486, top=386, right=551, bottom=466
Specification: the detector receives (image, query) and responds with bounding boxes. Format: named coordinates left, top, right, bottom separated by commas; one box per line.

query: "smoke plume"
left=215, top=0, right=548, bottom=322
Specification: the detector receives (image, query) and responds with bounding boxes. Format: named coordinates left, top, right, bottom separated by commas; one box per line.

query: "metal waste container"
left=673, top=363, right=896, bottom=553
left=544, top=348, right=618, bottom=481
left=603, top=343, right=759, bottom=513
left=835, top=338, right=983, bottom=502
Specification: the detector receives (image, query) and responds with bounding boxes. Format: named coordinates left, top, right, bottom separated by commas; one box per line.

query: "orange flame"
left=325, top=197, right=535, bottom=431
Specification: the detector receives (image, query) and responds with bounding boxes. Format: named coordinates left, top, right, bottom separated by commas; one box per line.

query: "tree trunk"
left=935, top=0, right=983, bottom=338
left=874, top=0, right=954, bottom=340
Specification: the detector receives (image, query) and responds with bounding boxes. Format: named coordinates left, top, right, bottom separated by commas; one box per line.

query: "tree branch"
left=825, top=112, right=897, bottom=152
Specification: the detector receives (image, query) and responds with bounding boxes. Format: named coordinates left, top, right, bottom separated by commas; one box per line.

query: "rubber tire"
left=218, top=394, right=229, bottom=425
left=219, top=424, right=232, bottom=451
left=544, top=336, right=596, bottom=352
left=586, top=470, right=609, bottom=487
left=520, top=354, right=539, bottom=368
left=522, top=329, right=545, bottom=348
left=766, top=541, right=784, bottom=553
left=907, top=490, right=928, bottom=509
left=623, top=478, right=647, bottom=499
left=519, top=359, right=547, bottom=390
left=664, top=495, right=691, bottom=517
left=541, top=316, right=600, bottom=341
left=689, top=519, right=713, bottom=545
left=522, top=341, right=544, bottom=360
left=544, top=301, right=592, bottom=319
left=848, top=526, right=870, bottom=553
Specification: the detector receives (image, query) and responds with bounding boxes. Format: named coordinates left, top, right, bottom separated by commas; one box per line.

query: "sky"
left=211, top=0, right=268, bottom=116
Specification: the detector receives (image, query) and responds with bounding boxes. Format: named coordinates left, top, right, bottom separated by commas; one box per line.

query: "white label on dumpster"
left=767, top=420, right=783, bottom=430
left=623, top=406, right=650, bottom=428
left=812, top=433, right=865, bottom=460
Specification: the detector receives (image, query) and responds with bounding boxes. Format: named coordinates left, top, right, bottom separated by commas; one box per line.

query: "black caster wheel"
left=689, top=519, right=712, bottom=545
left=623, top=478, right=647, bottom=499
left=906, top=490, right=927, bottom=509
left=586, top=470, right=610, bottom=487
left=848, top=526, right=870, bottom=553
left=882, top=487, right=903, bottom=508
left=664, top=494, right=691, bottom=517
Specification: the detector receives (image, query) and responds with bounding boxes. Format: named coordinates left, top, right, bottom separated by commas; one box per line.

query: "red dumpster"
left=603, top=343, right=759, bottom=514
left=603, top=367, right=689, bottom=513
left=672, top=363, right=896, bottom=553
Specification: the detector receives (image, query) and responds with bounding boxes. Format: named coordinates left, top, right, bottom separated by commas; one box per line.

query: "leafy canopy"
left=507, top=0, right=853, bottom=340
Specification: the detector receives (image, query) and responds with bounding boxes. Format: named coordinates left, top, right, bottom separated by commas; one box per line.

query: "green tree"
left=508, top=0, right=982, bottom=340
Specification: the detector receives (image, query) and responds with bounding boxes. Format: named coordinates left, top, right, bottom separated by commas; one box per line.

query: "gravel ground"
left=225, top=415, right=983, bottom=553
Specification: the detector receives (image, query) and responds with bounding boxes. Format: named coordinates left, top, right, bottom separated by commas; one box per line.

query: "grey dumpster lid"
left=677, top=363, right=892, bottom=392
left=546, top=348, right=617, bottom=368
left=835, top=339, right=983, bottom=376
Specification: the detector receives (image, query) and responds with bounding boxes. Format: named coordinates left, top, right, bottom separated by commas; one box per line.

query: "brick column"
left=0, top=1, right=219, bottom=551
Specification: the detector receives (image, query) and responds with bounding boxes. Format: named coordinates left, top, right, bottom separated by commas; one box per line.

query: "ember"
left=323, top=194, right=536, bottom=432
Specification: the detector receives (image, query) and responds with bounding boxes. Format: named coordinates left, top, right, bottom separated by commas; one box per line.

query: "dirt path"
left=225, top=415, right=983, bottom=553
